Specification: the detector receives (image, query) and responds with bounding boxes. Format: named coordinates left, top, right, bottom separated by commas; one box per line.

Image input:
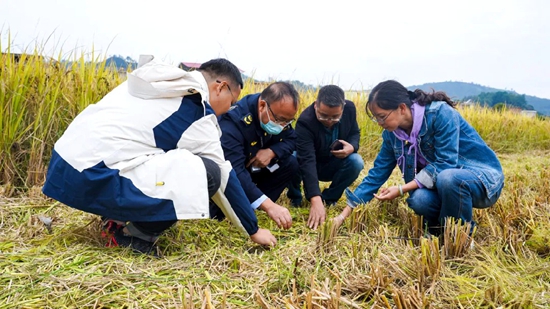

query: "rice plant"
left=0, top=40, right=122, bottom=194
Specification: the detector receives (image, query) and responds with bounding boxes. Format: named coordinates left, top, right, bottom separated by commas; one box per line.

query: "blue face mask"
left=261, top=108, right=285, bottom=135
left=261, top=120, right=284, bottom=135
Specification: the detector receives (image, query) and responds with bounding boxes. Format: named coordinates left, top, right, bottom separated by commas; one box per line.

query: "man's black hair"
left=198, top=58, right=243, bottom=89
left=316, top=85, right=345, bottom=108
left=260, top=82, right=300, bottom=109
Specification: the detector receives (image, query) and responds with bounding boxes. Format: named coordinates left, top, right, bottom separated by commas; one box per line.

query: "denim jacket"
left=347, top=101, right=504, bottom=207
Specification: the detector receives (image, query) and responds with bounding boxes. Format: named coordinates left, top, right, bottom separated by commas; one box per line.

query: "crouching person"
left=334, top=80, right=504, bottom=236
left=42, top=56, right=277, bottom=255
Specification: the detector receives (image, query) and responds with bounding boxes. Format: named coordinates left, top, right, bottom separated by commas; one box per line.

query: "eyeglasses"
left=315, top=109, right=341, bottom=122
left=216, top=80, right=236, bottom=104
left=264, top=100, right=295, bottom=126
left=370, top=109, right=395, bottom=124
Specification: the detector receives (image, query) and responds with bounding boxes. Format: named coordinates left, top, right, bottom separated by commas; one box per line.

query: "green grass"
left=1, top=43, right=550, bottom=308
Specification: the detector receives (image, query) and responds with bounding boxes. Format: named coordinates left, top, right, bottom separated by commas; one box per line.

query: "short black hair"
left=260, top=82, right=300, bottom=109
left=316, top=85, right=345, bottom=108
left=198, top=58, right=243, bottom=89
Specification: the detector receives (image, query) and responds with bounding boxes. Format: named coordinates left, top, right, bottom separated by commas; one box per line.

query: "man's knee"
left=200, top=157, right=221, bottom=198
left=277, top=154, right=299, bottom=175
left=287, top=154, right=299, bottom=173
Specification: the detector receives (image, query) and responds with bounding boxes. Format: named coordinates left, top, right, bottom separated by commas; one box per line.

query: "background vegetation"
left=1, top=48, right=549, bottom=308
left=463, top=91, right=530, bottom=110
left=408, top=81, right=550, bottom=116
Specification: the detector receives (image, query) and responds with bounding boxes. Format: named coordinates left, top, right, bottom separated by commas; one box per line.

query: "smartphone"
left=330, top=140, right=344, bottom=151
left=266, top=163, right=280, bottom=173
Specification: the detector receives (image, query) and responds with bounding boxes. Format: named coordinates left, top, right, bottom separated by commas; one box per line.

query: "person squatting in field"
left=42, top=56, right=278, bottom=255
left=286, top=85, right=364, bottom=230
left=333, top=80, right=505, bottom=236
left=218, top=82, right=300, bottom=231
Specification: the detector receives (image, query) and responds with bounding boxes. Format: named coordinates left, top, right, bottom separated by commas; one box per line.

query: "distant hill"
left=62, top=55, right=138, bottom=71
left=407, top=81, right=550, bottom=116
left=524, top=95, right=550, bottom=116
left=104, top=55, right=137, bottom=71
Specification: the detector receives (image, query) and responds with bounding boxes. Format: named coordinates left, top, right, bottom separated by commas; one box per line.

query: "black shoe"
left=101, top=219, right=125, bottom=238
left=102, top=220, right=159, bottom=257
left=101, top=217, right=126, bottom=229
left=112, top=228, right=160, bottom=256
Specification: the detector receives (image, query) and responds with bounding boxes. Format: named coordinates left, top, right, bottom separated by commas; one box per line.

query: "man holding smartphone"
left=287, top=85, right=364, bottom=229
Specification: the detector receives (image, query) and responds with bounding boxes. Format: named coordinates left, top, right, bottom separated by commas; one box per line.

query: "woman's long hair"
left=367, top=80, right=456, bottom=112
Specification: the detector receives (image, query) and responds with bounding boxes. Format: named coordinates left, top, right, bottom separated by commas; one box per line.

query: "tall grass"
left=0, top=42, right=122, bottom=195
left=7, top=48, right=547, bottom=195
left=460, top=104, right=550, bottom=153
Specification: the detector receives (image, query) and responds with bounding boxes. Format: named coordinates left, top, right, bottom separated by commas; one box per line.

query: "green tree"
left=464, top=91, right=528, bottom=109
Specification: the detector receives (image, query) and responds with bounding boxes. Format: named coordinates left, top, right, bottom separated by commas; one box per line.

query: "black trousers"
left=132, top=156, right=221, bottom=235
left=251, top=154, right=299, bottom=202
left=210, top=154, right=299, bottom=221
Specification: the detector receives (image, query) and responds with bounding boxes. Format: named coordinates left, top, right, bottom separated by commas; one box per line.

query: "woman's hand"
left=331, top=206, right=353, bottom=230
left=331, top=213, right=346, bottom=230
left=373, top=186, right=400, bottom=201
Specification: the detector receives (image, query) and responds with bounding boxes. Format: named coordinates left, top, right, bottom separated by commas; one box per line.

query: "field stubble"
left=1, top=151, right=549, bottom=308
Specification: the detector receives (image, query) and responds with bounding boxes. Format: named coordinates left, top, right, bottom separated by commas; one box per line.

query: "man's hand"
left=307, top=196, right=326, bottom=230
left=374, top=186, right=399, bottom=201
left=247, top=148, right=276, bottom=168
left=330, top=140, right=354, bottom=159
left=250, top=228, right=277, bottom=247
left=260, top=199, right=292, bottom=229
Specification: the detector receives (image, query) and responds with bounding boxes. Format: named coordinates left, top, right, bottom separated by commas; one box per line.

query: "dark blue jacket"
left=219, top=93, right=297, bottom=204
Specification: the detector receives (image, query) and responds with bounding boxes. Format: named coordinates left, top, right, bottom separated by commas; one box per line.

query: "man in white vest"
left=42, top=56, right=277, bottom=255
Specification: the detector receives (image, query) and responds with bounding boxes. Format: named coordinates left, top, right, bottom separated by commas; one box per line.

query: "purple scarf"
left=393, top=102, right=426, bottom=175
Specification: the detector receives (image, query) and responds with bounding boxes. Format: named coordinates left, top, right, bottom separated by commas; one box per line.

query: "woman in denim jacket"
left=334, top=80, right=504, bottom=235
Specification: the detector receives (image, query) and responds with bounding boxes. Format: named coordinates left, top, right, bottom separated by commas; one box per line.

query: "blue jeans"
left=288, top=153, right=364, bottom=204
left=407, top=169, right=501, bottom=231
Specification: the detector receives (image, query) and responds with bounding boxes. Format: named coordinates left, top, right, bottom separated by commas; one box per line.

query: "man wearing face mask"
left=218, top=82, right=299, bottom=230
left=287, top=85, right=364, bottom=229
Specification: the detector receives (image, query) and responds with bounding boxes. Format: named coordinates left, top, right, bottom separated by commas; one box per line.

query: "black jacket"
left=219, top=93, right=297, bottom=203
left=295, top=100, right=360, bottom=200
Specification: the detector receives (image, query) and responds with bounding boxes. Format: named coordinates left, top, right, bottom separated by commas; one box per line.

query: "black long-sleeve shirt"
left=295, top=101, right=360, bottom=200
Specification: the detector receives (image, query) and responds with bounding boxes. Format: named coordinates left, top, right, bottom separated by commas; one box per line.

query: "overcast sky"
left=1, top=0, right=549, bottom=98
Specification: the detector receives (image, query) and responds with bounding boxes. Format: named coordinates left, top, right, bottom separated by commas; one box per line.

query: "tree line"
left=463, top=91, right=533, bottom=110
